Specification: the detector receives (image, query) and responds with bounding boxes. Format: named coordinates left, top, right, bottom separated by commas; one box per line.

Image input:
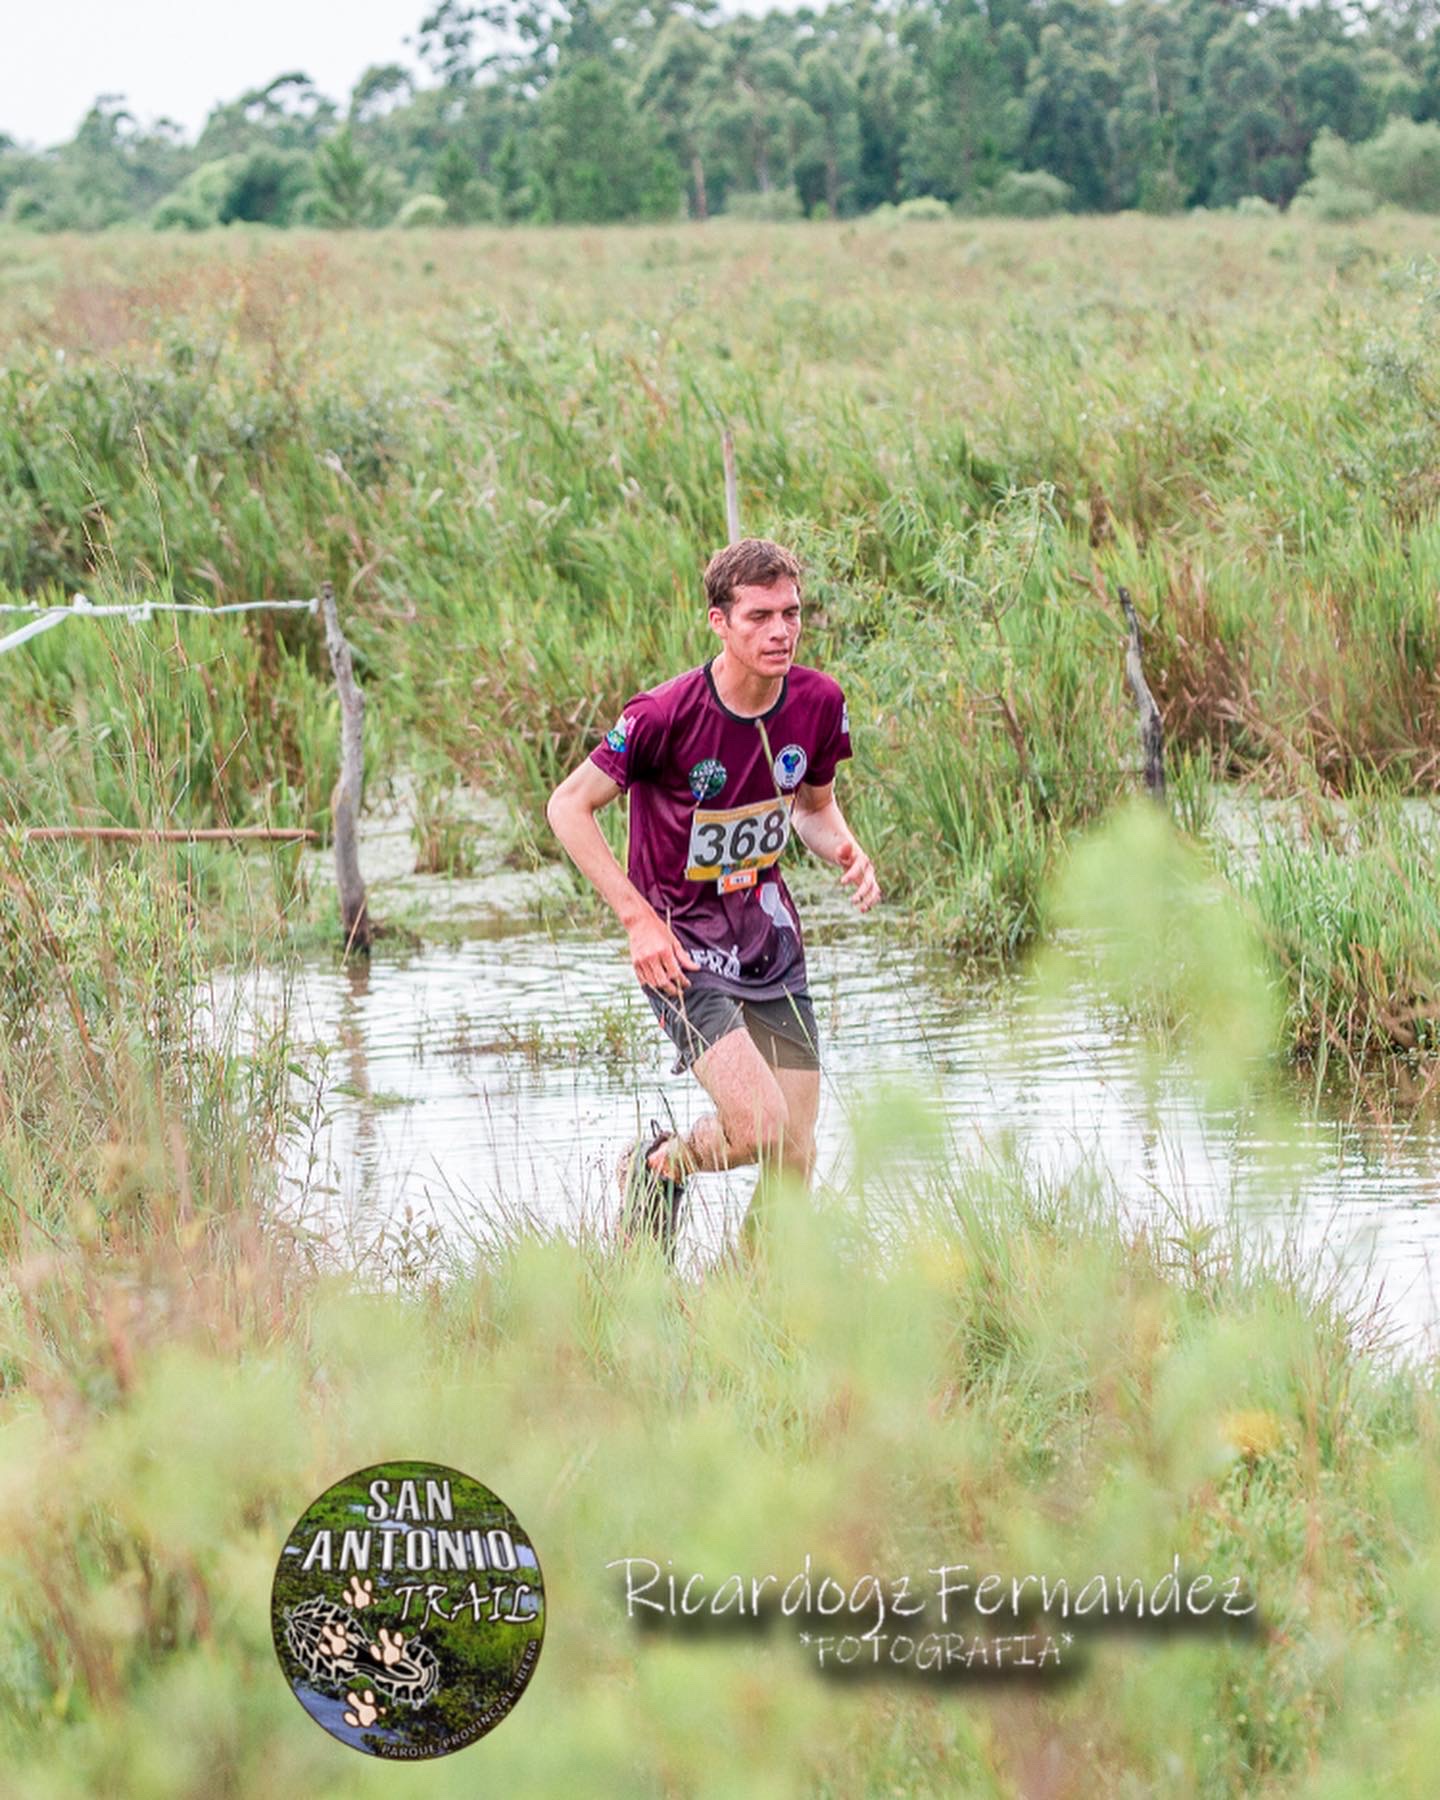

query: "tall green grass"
left=1, top=655, right=1437, bottom=1792
left=2, top=995, right=1436, bottom=1794
left=6, top=218, right=1440, bottom=1054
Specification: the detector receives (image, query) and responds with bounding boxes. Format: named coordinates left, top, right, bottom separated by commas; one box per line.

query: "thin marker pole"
left=320, top=581, right=373, bottom=955
left=20, top=826, right=317, bottom=843
left=1119, top=586, right=1166, bottom=801
left=722, top=428, right=741, bottom=545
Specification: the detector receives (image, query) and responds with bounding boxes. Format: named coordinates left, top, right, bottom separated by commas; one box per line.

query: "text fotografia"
left=803, top=1630, right=1074, bottom=1672
left=301, top=1478, right=522, bottom=1576
left=608, top=1556, right=1256, bottom=1632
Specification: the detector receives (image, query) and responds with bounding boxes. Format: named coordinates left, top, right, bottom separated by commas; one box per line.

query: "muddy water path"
left=205, top=779, right=1440, bottom=1348
left=221, top=895, right=1440, bottom=1352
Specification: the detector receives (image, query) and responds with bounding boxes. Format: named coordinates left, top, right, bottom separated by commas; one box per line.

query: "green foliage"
left=902, top=14, right=1023, bottom=207
left=533, top=60, right=682, bottom=224
left=1203, top=21, right=1297, bottom=208
left=1041, top=802, right=1281, bottom=1105
left=1024, top=23, right=1114, bottom=211
left=0, top=917, right=1433, bottom=1793
left=1355, top=117, right=1440, bottom=212
left=299, top=127, right=397, bottom=227
left=433, top=142, right=496, bottom=224
left=722, top=187, right=803, bottom=220
left=397, top=193, right=448, bottom=228
left=987, top=170, right=1073, bottom=217
left=19, top=0, right=1440, bottom=229
left=1, top=220, right=1440, bottom=1787
left=3, top=187, right=45, bottom=227
left=150, top=158, right=237, bottom=231
left=1299, top=118, right=1440, bottom=220
left=218, top=147, right=313, bottom=225
left=7, top=216, right=1440, bottom=1059
left=894, top=194, right=951, bottom=222
left=1297, top=179, right=1378, bottom=223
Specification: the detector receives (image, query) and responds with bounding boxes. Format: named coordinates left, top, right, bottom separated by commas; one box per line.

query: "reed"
left=5, top=215, right=1440, bottom=1057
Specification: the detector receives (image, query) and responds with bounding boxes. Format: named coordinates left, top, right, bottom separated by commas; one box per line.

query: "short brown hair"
left=703, top=538, right=803, bottom=617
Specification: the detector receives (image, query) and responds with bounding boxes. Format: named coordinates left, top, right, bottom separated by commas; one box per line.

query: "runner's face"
left=710, top=579, right=801, bottom=680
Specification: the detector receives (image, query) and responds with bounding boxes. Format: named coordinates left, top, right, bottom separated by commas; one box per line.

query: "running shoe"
left=618, top=1120, right=686, bottom=1259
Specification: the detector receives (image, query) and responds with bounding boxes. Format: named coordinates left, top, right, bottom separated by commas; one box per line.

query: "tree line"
left=6, top=0, right=1440, bottom=230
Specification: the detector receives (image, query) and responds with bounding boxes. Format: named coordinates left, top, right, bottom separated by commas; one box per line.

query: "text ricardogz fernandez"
left=607, top=1555, right=1256, bottom=1627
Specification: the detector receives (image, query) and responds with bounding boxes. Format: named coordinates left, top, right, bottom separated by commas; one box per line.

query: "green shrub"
left=397, top=194, right=447, bottom=229
left=1294, top=178, right=1377, bottom=222
left=1355, top=116, right=1440, bottom=212
left=723, top=187, right=803, bottom=221
left=150, top=160, right=238, bottom=232
left=218, top=148, right=314, bottom=226
left=896, top=195, right=952, bottom=222
left=988, top=170, right=1072, bottom=217
left=2, top=186, right=45, bottom=227
left=1138, top=168, right=1187, bottom=214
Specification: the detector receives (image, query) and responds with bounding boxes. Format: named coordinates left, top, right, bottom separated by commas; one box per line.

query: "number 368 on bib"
left=686, top=795, right=793, bottom=882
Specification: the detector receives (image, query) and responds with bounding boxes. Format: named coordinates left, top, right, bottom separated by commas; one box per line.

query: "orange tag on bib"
left=718, top=867, right=758, bottom=894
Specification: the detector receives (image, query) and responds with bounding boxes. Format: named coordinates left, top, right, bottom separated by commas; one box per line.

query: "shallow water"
left=218, top=909, right=1440, bottom=1350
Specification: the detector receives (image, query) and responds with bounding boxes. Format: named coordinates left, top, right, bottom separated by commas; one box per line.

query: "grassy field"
left=4, top=217, right=1440, bottom=1793
left=2, top=871, right=1439, bottom=1797
left=6, top=215, right=1440, bottom=1056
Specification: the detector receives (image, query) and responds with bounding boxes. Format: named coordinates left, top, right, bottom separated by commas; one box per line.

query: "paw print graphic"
left=368, top=1626, right=407, bottom=1669
left=343, top=1689, right=384, bottom=1730
left=317, top=1620, right=355, bottom=1662
left=342, top=1576, right=375, bottom=1610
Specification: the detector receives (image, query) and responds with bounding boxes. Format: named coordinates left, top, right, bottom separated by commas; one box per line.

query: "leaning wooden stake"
left=721, top=428, right=741, bottom=545
left=1118, top=586, right=1166, bottom=801
left=320, top=581, right=372, bottom=953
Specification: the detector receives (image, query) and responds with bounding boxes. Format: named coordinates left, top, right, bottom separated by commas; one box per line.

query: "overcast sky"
left=2, top=0, right=786, bottom=150
left=4, top=0, right=451, bottom=149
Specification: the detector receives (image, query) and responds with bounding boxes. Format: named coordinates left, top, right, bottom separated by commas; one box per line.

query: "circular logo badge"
left=774, top=744, right=808, bottom=790
left=271, top=1462, right=544, bottom=1760
left=689, top=757, right=727, bottom=800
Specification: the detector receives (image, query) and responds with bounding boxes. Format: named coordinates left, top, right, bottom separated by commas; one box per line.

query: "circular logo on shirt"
left=689, top=758, right=727, bottom=800
left=774, top=745, right=808, bottom=790
left=605, top=714, right=632, bottom=753
left=271, top=1461, right=544, bottom=1760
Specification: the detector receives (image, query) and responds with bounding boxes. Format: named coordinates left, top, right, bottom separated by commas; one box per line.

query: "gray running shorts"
left=643, top=985, right=820, bottom=1075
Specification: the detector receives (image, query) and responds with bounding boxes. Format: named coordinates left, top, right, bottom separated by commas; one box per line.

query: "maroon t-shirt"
left=590, top=659, right=852, bottom=999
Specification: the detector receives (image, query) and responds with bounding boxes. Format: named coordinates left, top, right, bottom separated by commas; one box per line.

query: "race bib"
left=686, top=795, right=793, bottom=881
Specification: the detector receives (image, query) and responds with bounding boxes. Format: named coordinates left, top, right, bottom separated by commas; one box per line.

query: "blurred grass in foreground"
left=0, top=807, right=1437, bottom=1796
left=1, top=1126, right=1434, bottom=1796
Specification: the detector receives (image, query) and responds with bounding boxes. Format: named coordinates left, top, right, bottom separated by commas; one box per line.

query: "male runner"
left=545, top=537, right=880, bottom=1253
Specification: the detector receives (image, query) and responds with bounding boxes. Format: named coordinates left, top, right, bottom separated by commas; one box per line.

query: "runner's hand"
left=838, top=841, right=881, bottom=913
left=628, top=913, right=698, bottom=996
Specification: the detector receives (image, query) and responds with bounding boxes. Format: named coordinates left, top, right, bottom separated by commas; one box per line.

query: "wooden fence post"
left=722, top=428, right=741, bottom=545
left=1118, top=586, right=1166, bottom=802
left=320, top=581, right=372, bottom=954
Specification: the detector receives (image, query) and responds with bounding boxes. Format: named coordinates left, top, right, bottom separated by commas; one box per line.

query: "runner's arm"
left=792, top=781, right=881, bottom=912
left=545, top=762, right=698, bottom=992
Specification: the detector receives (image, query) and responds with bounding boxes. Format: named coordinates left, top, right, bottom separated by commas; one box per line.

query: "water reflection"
left=222, top=919, right=1440, bottom=1347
